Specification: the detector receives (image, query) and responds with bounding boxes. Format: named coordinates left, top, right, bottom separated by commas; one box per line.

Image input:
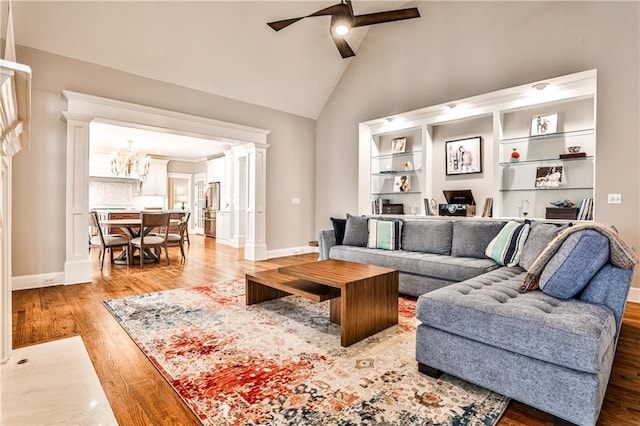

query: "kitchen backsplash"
left=89, top=179, right=138, bottom=208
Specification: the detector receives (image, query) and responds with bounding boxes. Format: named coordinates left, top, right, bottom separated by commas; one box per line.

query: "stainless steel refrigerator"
left=203, top=182, right=220, bottom=238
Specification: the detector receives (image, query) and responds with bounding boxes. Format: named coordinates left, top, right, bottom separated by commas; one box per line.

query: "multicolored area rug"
left=104, top=279, right=509, bottom=425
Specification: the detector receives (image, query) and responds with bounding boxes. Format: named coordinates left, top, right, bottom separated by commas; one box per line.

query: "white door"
left=193, top=173, right=206, bottom=234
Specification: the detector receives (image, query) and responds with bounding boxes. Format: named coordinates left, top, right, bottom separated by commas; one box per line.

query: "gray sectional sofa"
left=318, top=216, right=636, bottom=425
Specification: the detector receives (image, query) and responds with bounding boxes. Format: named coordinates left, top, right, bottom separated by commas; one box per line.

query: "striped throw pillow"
left=367, top=219, right=401, bottom=250
left=485, top=220, right=531, bottom=266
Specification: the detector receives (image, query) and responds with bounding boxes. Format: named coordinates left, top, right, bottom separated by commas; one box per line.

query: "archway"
left=62, top=91, right=269, bottom=284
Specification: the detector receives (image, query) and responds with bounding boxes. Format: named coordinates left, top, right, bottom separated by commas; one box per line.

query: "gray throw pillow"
left=518, top=221, right=569, bottom=271
left=539, top=230, right=610, bottom=299
left=342, top=213, right=368, bottom=247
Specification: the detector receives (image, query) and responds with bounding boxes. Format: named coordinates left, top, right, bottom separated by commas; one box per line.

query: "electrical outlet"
left=291, top=198, right=301, bottom=205
left=607, top=193, right=622, bottom=204
left=42, top=275, right=56, bottom=285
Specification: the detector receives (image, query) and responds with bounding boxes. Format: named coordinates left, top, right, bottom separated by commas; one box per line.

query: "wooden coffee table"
left=245, top=259, right=399, bottom=346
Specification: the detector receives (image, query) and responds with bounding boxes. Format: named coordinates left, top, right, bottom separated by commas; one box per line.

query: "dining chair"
left=166, top=213, right=189, bottom=262
left=88, top=211, right=129, bottom=271
left=183, top=211, right=191, bottom=245
left=129, top=212, right=171, bottom=268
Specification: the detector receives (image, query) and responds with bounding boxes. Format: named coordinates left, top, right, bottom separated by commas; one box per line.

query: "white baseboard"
left=629, top=287, right=640, bottom=304
left=267, top=245, right=319, bottom=259
left=12, top=272, right=65, bottom=291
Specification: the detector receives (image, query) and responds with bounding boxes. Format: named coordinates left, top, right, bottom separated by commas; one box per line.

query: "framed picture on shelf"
left=445, top=136, right=482, bottom=175
left=531, top=113, right=558, bottom=136
left=391, top=137, right=407, bottom=153
left=535, top=166, right=563, bottom=188
left=393, top=175, right=410, bottom=192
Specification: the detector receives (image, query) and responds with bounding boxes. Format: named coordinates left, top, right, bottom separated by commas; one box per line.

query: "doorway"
left=62, top=90, right=269, bottom=284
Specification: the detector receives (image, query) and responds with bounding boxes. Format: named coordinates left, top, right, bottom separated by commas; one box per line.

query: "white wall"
left=316, top=2, right=640, bottom=290
left=12, top=45, right=316, bottom=277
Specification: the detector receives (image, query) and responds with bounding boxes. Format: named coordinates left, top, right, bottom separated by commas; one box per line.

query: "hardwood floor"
left=11, top=235, right=640, bottom=425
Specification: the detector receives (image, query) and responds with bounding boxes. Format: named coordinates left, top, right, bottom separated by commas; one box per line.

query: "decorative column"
left=61, top=112, right=92, bottom=284
left=0, top=152, right=12, bottom=363
left=244, top=143, right=268, bottom=260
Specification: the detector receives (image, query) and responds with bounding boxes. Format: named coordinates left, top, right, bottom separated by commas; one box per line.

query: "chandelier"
left=111, top=140, right=150, bottom=179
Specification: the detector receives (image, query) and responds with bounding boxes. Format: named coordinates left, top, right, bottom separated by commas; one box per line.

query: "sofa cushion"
left=330, top=217, right=346, bottom=245
left=485, top=220, right=531, bottom=267
left=518, top=221, right=569, bottom=271
left=367, top=218, right=401, bottom=250
left=581, top=264, right=634, bottom=329
left=539, top=230, right=610, bottom=299
left=416, top=267, right=617, bottom=374
left=329, top=245, right=499, bottom=282
left=451, top=220, right=506, bottom=258
left=342, top=213, right=368, bottom=247
left=401, top=220, right=453, bottom=255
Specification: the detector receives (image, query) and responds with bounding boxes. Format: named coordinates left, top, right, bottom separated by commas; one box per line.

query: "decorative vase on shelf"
left=510, top=148, right=520, bottom=163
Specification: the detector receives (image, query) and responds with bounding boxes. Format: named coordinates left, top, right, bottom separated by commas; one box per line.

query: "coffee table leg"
left=340, top=272, right=398, bottom=346
left=329, top=298, right=341, bottom=325
left=245, top=278, right=291, bottom=305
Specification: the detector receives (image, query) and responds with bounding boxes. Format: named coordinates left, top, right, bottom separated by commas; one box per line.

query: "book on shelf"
left=372, top=198, right=391, bottom=214
left=577, top=198, right=593, bottom=220
left=482, top=197, right=493, bottom=217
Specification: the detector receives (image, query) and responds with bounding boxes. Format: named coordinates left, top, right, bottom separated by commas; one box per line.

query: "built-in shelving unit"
left=369, top=127, right=425, bottom=215
left=358, top=69, right=596, bottom=220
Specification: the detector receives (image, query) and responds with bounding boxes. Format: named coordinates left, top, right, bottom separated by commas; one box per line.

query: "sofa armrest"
left=318, top=230, right=336, bottom=261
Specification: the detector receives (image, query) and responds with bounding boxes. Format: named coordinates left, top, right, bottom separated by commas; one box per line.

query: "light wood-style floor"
left=11, top=235, right=640, bottom=425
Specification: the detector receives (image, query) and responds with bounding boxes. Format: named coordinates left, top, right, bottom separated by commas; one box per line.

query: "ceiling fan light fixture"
left=334, top=23, right=350, bottom=36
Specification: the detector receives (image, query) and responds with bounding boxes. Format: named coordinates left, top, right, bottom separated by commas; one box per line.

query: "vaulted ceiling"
left=7, top=0, right=413, bottom=119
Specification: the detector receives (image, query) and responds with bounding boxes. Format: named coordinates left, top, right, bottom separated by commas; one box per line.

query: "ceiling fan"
left=267, top=1, right=421, bottom=58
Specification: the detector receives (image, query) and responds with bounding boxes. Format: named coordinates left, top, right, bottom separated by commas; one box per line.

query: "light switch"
left=607, top=194, right=622, bottom=204
left=291, top=198, right=301, bottom=205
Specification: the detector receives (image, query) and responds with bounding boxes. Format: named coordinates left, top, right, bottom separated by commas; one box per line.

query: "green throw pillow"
left=367, top=219, right=401, bottom=250
left=485, top=220, right=531, bottom=267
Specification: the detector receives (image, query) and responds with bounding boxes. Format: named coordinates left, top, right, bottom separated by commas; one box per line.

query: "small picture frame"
left=393, top=175, right=410, bottom=192
left=531, top=113, right=558, bottom=136
left=391, top=137, right=406, bottom=154
left=535, top=166, right=563, bottom=188
left=445, top=136, right=482, bottom=175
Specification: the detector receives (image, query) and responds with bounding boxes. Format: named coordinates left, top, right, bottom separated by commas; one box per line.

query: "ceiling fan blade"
left=268, top=4, right=346, bottom=31
left=308, top=4, right=347, bottom=18
left=267, top=17, right=305, bottom=31
left=330, top=31, right=355, bottom=58
left=353, top=7, right=420, bottom=27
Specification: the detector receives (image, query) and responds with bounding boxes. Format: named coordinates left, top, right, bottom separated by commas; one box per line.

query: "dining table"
left=100, top=218, right=180, bottom=265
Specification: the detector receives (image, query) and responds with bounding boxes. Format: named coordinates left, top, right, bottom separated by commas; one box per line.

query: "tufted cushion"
left=401, top=220, right=453, bottom=254
left=342, top=213, right=368, bottom=247
left=367, top=218, right=401, bottom=250
left=485, top=220, right=531, bottom=267
left=416, top=267, right=617, bottom=374
left=539, top=230, right=610, bottom=299
left=451, top=220, right=506, bottom=258
left=518, top=221, right=569, bottom=271
left=330, top=217, right=347, bottom=245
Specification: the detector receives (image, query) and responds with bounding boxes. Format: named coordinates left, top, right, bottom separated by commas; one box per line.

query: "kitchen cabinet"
left=141, top=159, right=169, bottom=196
left=89, top=152, right=113, bottom=177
